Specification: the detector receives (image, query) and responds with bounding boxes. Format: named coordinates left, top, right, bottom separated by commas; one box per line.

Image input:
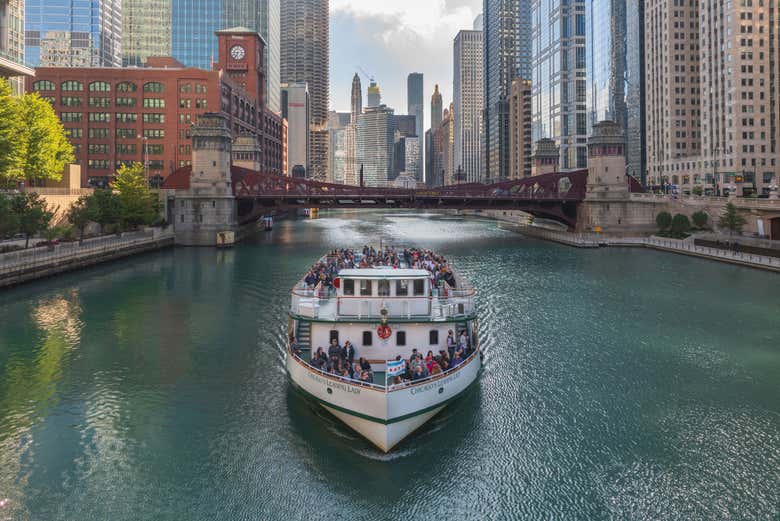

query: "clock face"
left=230, top=45, right=245, bottom=60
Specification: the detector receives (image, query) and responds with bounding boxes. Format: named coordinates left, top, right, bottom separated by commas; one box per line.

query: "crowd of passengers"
left=297, top=329, right=472, bottom=386
left=302, top=246, right=457, bottom=290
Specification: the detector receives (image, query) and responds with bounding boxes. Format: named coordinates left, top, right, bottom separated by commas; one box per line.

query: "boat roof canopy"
left=338, top=268, right=430, bottom=279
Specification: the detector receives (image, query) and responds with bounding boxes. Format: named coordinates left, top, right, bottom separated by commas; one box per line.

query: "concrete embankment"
left=0, top=229, right=175, bottom=289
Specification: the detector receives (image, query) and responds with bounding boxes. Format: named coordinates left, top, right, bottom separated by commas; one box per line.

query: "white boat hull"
left=286, top=350, right=481, bottom=452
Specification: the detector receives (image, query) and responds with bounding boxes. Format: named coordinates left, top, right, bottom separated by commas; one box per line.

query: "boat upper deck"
left=290, top=247, right=476, bottom=322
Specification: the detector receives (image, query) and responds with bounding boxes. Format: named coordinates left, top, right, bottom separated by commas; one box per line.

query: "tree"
left=17, top=93, right=74, bottom=183
left=692, top=210, right=708, bottom=230
left=718, top=202, right=747, bottom=236
left=692, top=185, right=703, bottom=196
left=671, top=213, right=691, bottom=237
left=656, top=211, right=672, bottom=233
left=0, top=193, right=19, bottom=238
left=91, top=189, right=121, bottom=233
left=10, top=192, right=53, bottom=248
left=0, top=79, right=25, bottom=185
left=67, top=195, right=99, bottom=243
left=112, top=162, right=157, bottom=229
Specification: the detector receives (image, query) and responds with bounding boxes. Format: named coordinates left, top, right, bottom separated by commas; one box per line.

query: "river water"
left=0, top=211, right=778, bottom=520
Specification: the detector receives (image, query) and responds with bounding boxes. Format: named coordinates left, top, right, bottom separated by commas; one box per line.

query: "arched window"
left=89, top=81, right=111, bottom=92
left=32, top=80, right=55, bottom=91
left=143, top=82, right=164, bottom=93
left=116, top=81, right=137, bottom=92
left=61, top=80, right=84, bottom=92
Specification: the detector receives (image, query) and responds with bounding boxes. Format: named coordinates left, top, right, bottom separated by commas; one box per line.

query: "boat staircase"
left=295, top=320, right=312, bottom=355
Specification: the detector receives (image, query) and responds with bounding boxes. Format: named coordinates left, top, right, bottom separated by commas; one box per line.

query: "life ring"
left=377, top=324, right=392, bottom=339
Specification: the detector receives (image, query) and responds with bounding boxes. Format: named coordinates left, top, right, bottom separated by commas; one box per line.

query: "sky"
left=329, top=0, right=482, bottom=132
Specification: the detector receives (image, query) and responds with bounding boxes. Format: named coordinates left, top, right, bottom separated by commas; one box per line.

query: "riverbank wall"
left=0, top=228, right=175, bottom=289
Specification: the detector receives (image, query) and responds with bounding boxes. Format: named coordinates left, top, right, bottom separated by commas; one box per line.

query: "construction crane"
left=355, top=65, right=374, bottom=83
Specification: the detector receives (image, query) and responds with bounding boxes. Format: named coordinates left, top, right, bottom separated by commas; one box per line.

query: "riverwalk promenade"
left=504, top=223, right=780, bottom=273
left=0, top=228, right=175, bottom=288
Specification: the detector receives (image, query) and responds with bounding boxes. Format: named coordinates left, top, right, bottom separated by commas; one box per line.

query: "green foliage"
left=67, top=195, right=99, bottom=240
left=0, top=79, right=25, bottom=185
left=718, top=202, right=747, bottom=236
left=670, top=214, right=691, bottom=237
left=10, top=192, right=53, bottom=248
left=691, top=210, right=708, bottom=229
left=0, top=193, right=19, bottom=238
left=91, top=189, right=121, bottom=232
left=112, top=162, right=158, bottom=229
left=17, top=93, right=74, bottom=183
left=692, top=185, right=703, bottom=196
left=656, top=211, right=672, bottom=232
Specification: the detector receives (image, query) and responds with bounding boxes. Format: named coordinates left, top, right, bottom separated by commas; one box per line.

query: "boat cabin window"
left=343, top=279, right=354, bottom=296
left=377, top=279, right=390, bottom=296
left=413, top=279, right=426, bottom=296
left=429, top=330, right=439, bottom=345
left=359, top=279, right=372, bottom=296
left=396, top=331, right=406, bottom=346
left=362, top=331, right=373, bottom=346
left=396, top=279, right=409, bottom=296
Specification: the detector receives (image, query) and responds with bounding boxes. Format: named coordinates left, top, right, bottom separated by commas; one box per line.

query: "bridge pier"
left=173, top=114, right=238, bottom=246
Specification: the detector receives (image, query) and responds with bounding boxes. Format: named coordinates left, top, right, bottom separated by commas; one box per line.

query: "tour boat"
left=286, top=249, right=481, bottom=452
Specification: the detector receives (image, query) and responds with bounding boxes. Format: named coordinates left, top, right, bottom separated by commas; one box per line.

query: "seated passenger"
left=431, top=363, right=443, bottom=375
left=411, top=366, right=425, bottom=380
left=451, top=353, right=464, bottom=368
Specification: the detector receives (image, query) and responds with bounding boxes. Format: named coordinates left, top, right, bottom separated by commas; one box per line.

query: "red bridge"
left=165, top=167, right=641, bottom=228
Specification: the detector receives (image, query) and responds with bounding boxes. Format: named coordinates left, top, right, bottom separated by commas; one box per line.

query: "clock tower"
left=215, top=27, right=265, bottom=107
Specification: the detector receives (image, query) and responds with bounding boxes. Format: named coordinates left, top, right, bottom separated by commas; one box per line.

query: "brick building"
left=26, top=27, right=283, bottom=187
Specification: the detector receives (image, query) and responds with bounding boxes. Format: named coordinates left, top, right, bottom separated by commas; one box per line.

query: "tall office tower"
left=280, top=0, right=329, bottom=181
left=394, top=114, right=416, bottom=138
left=0, top=0, right=32, bottom=94
left=366, top=79, right=381, bottom=107
left=122, top=0, right=170, bottom=66
left=483, top=0, right=531, bottom=181
left=509, top=78, right=532, bottom=178
left=586, top=0, right=645, bottom=182
left=351, top=72, right=362, bottom=118
left=25, top=0, right=121, bottom=67
left=425, top=129, right=435, bottom=186
left=328, top=111, right=350, bottom=184
left=407, top=72, right=424, bottom=180
left=454, top=25, right=483, bottom=183
left=441, top=102, right=455, bottom=184
left=431, top=83, right=443, bottom=128
left=531, top=0, right=587, bottom=170
left=258, top=0, right=280, bottom=113
left=281, top=82, right=310, bottom=177
left=357, top=105, right=395, bottom=187
left=392, top=115, right=417, bottom=180
left=625, top=0, right=645, bottom=184
left=644, top=0, right=700, bottom=188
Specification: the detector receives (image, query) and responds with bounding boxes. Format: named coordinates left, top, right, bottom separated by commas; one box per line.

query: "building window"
left=32, top=80, right=55, bottom=91
left=88, top=97, right=111, bottom=107
left=362, top=331, right=373, bottom=346
left=66, top=128, right=82, bottom=139
left=377, top=279, right=390, bottom=296
left=60, top=96, right=82, bottom=107
left=115, top=97, right=136, bottom=107
left=116, top=128, right=136, bottom=138
left=88, top=113, right=110, bottom=122
left=146, top=144, right=164, bottom=155
left=143, top=129, right=165, bottom=139
left=116, top=82, right=137, bottom=92
left=429, top=330, right=439, bottom=345
left=343, top=279, right=354, bottom=295
left=89, top=81, right=111, bottom=92
left=143, top=113, right=165, bottom=123
left=60, top=112, right=82, bottom=123
left=396, top=279, right=409, bottom=296
left=116, top=113, right=138, bottom=123
left=179, top=83, right=191, bottom=93
left=87, top=159, right=109, bottom=169
left=413, top=279, right=425, bottom=296
left=143, top=82, right=164, bottom=93
left=148, top=160, right=164, bottom=170
left=88, top=128, right=109, bottom=139
left=88, top=144, right=108, bottom=154
left=116, top=143, right=137, bottom=155
left=143, top=98, right=165, bottom=108
left=359, top=279, right=372, bottom=296
left=179, top=99, right=191, bottom=108
left=61, top=81, right=83, bottom=91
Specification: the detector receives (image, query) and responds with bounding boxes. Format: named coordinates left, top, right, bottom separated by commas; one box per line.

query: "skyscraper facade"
left=25, top=0, right=122, bottom=67
left=366, top=79, right=380, bottom=107
left=483, top=0, right=532, bottom=182
left=342, top=72, right=361, bottom=185
left=509, top=78, right=532, bottom=178
left=328, top=110, right=350, bottom=184
left=281, top=82, right=310, bottom=177
left=122, top=0, right=170, bottom=66
left=0, top=0, right=32, bottom=94
left=280, top=0, right=329, bottom=181
left=454, top=26, right=483, bottom=183
left=531, top=0, right=588, bottom=171
left=407, top=72, right=423, bottom=180
left=350, top=72, right=362, bottom=117
left=586, top=0, right=645, bottom=182
left=357, top=104, right=395, bottom=187
left=431, top=83, right=442, bottom=128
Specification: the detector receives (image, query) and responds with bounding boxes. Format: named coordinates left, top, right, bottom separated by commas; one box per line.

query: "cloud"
left=329, top=0, right=481, bottom=131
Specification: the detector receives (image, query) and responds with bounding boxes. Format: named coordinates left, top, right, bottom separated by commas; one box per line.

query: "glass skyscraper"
left=170, top=0, right=280, bottom=113
left=25, top=0, right=122, bottom=67
left=531, top=0, right=588, bottom=170
left=122, top=0, right=171, bottom=67
left=483, top=0, right=531, bottom=182
left=407, top=72, right=423, bottom=181
left=586, top=0, right=645, bottom=181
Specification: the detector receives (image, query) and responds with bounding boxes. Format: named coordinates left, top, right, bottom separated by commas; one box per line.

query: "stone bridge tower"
left=530, top=138, right=559, bottom=176
left=173, top=113, right=238, bottom=246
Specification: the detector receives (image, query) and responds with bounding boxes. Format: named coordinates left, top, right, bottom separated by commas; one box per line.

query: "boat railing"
left=386, top=347, right=481, bottom=393
left=290, top=348, right=388, bottom=392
